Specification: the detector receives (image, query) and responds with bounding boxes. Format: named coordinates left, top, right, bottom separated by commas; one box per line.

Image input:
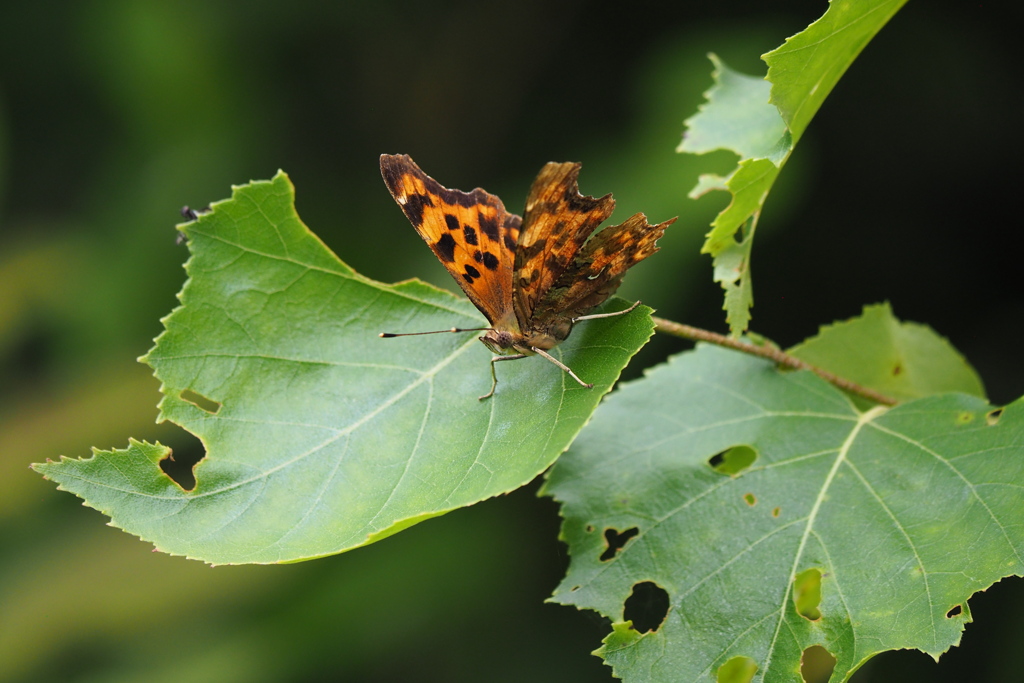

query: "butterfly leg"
left=571, top=300, right=641, bottom=323
left=531, top=347, right=593, bottom=389
left=479, top=353, right=528, bottom=400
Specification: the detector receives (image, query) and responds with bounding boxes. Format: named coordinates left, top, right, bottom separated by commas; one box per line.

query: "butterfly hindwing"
left=512, top=162, right=615, bottom=331
left=533, top=212, right=678, bottom=325
left=380, top=154, right=521, bottom=328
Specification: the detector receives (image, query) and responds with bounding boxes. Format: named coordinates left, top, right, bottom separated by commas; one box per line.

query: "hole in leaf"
left=987, top=408, right=1003, bottom=426
left=570, top=585, right=580, bottom=592
left=946, top=604, right=963, bottom=618
left=708, top=445, right=758, bottom=476
left=793, top=568, right=822, bottom=621
left=891, top=362, right=903, bottom=376
left=956, top=411, right=974, bottom=425
left=772, top=506, right=781, bottom=518
left=600, top=527, right=639, bottom=561
left=716, top=655, right=758, bottom=683
left=800, top=645, right=836, bottom=683
left=585, top=524, right=595, bottom=533
left=180, top=389, right=222, bottom=415
left=743, top=492, right=757, bottom=506
left=623, top=581, right=669, bottom=633
left=159, top=449, right=196, bottom=491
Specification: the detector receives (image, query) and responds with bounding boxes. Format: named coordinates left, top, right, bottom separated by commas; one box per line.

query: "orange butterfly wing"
left=380, top=154, right=522, bottom=330
left=533, top=211, right=677, bottom=322
left=511, top=163, right=617, bottom=330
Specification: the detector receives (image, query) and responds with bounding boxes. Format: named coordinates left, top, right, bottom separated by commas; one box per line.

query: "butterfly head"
left=480, top=329, right=517, bottom=354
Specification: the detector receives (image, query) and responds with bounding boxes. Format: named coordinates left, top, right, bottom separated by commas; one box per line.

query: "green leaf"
left=764, top=0, right=910, bottom=143
left=789, top=303, right=986, bottom=405
left=680, top=56, right=789, bottom=165
left=680, top=0, right=909, bottom=335
left=544, top=345, right=1023, bottom=682
left=32, top=172, right=654, bottom=564
left=680, top=56, right=784, bottom=335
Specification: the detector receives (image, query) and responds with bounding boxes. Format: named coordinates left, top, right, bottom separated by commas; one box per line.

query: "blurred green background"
left=2, top=1, right=1021, bottom=681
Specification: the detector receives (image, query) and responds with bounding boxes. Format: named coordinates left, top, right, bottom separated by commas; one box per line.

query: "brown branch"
left=650, top=316, right=898, bottom=407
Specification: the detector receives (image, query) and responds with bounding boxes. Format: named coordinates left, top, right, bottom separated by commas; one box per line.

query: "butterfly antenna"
left=379, top=327, right=492, bottom=338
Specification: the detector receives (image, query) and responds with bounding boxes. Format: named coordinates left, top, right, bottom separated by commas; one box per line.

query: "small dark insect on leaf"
left=180, top=204, right=211, bottom=221
left=178, top=205, right=211, bottom=244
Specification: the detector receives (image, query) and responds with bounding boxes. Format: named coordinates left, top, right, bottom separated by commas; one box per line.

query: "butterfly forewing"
left=511, top=163, right=616, bottom=330
left=380, top=154, right=521, bottom=329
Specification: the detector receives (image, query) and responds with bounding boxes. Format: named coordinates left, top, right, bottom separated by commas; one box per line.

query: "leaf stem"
left=650, top=316, right=898, bottom=406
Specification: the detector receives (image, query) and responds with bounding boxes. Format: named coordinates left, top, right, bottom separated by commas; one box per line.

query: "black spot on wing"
left=524, top=239, right=547, bottom=257
left=478, top=212, right=500, bottom=241
left=402, top=194, right=434, bottom=227
left=552, top=228, right=572, bottom=249
left=473, top=250, right=484, bottom=263
left=516, top=238, right=547, bottom=269
left=463, top=225, right=478, bottom=245
left=435, top=233, right=457, bottom=262
left=444, top=214, right=460, bottom=231
left=462, top=262, right=482, bottom=283
left=501, top=213, right=520, bottom=253
left=482, top=252, right=499, bottom=270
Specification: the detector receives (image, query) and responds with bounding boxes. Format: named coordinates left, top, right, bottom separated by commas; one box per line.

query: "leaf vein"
left=866, top=421, right=1024, bottom=567
left=761, top=405, right=887, bottom=673
left=844, top=457, right=937, bottom=649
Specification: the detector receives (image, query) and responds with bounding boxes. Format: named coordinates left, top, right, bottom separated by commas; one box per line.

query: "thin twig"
left=650, top=316, right=898, bottom=407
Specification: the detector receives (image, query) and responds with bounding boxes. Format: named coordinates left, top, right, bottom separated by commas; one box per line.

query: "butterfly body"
left=478, top=319, right=568, bottom=355
left=380, top=154, right=675, bottom=398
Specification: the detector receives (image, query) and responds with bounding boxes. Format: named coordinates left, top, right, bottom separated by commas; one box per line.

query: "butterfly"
left=379, top=154, right=676, bottom=399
